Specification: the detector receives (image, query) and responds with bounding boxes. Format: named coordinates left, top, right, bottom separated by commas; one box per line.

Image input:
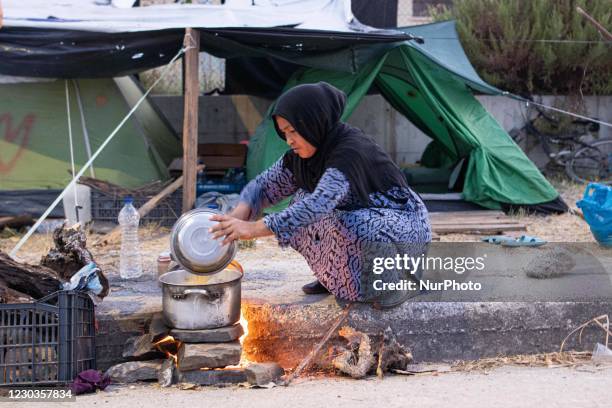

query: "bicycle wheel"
left=566, top=139, right=612, bottom=184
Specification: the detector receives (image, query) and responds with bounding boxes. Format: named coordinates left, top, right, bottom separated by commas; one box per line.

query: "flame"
left=239, top=310, right=249, bottom=345
left=152, top=334, right=176, bottom=347
left=153, top=335, right=182, bottom=367
left=238, top=310, right=252, bottom=366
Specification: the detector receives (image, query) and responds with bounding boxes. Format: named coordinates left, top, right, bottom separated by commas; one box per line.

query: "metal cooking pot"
left=170, top=208, right=237, bottom=274
left=159, top=261, right=243, bottom=330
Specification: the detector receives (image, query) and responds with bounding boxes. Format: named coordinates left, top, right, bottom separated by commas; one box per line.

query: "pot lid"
left=170, top=208, right=237, bottom=274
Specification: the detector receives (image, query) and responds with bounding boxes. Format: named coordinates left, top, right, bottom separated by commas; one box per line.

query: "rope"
left=9, top=45, right=188, bottom=259
left=65, top=80, right=79, bottom=222
left=511, top=96, right=612, bottom=129
left=422, top=37, right=612, bottom=45
left=73, top=79, right=96, bottom=178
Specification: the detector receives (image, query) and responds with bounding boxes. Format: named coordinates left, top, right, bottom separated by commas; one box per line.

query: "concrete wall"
left=151, top=94, right=612, bottom=165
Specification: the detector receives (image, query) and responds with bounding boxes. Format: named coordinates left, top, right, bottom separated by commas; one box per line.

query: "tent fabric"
left=0, top=77, right=180, bottom=190
left=246, top=21, right=560, bottom=210
left=0, top=1, right=416, bottom=78
left=396, top=21, right=503, bottom=95
left=0, top=26, right=411, bottom=78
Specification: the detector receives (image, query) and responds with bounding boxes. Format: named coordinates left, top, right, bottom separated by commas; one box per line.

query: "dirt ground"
left=441, top=179, right=594, bottom=242
left=1, top=181, right=608, bottom=407
left=0, top=180, right=597, bottom=268
left=12, top=364, right=612, bottom=408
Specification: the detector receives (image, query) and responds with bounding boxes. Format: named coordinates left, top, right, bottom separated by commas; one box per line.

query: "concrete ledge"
left=95, top=243, right=611, bottom=371
left=96, top=296, right=612, bottom=370
left=242, top=300, right=612, bottom=367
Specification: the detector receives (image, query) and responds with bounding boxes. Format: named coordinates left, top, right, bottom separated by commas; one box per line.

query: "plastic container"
left=577, top=183, right=612, bottom=247
left=118, top=197, right=143, bottom=279
left=90, top=189, right=182, bottom=227
left=157, top=251, right=172, bottom=287
left=62, top=183, right=92, bottom=226
left=0, top=291, right=96, bottom=385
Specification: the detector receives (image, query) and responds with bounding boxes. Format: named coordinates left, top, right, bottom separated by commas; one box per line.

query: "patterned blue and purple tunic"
left=240, top=158, right=432, bottom=302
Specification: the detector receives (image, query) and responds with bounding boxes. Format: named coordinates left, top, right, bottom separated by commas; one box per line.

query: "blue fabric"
left=240, top=159, right=432, bottom=301
left=577, top=183, right=612, bottom=247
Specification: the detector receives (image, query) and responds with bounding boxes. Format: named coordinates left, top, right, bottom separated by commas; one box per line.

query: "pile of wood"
left=332, top=326, right=413, bottom=379
left=0, top=252, right=62, bottom=303
left=429, top=211, right=526, bottom=235
left=0, top=224, right=109, bottom=304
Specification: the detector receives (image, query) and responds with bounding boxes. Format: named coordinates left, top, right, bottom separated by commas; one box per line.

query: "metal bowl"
left=170, top=208, right=237, bottom=274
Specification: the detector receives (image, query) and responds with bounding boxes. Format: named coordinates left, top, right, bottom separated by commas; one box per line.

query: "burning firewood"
left=375, top=327, right=413, bottom=378
left=332, top=326, right=413, bottom=379
left=332, top=326, right=375, bottom=378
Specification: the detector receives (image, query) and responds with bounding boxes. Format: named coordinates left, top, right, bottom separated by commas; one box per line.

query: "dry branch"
left=0, top=252, right=63, bottom=300
left=40, top=224, right=109, bottom=298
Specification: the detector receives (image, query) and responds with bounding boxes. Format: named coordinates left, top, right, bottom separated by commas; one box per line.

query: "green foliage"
left=431, top=0, right=612, bottom=95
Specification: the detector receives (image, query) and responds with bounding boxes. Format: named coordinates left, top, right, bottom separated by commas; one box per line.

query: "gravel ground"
left=0, top=180, right=597, bottom=265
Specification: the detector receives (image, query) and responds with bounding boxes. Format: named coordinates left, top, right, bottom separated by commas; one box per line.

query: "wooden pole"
left=0, top=0, right=4, bottom=30
left=576, top=6, right=612, bottom=41
left=182, top=28, right=200, bottom=213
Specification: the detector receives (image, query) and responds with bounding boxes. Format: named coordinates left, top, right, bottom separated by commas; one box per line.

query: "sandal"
left=481, top=235, right=516, bottom=245
left=500, top=235, right=547, bottom=247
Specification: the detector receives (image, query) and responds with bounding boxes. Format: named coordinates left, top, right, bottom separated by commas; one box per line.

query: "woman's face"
left=275, top=116, right=317, bottom=159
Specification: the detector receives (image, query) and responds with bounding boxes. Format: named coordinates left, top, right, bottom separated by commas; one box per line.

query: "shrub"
left=430, top=0, right=612, bottom=96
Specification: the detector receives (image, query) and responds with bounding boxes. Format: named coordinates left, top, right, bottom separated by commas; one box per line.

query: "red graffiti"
left=0, top=113, right=35, bottom=174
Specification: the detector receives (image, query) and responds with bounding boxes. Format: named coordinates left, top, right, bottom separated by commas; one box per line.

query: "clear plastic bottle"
left=118, top=196, right=143, bottom=279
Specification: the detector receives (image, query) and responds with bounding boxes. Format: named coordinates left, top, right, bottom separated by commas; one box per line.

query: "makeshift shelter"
left=0, top=0, right=567, bottom=214
left=0, top=77, right=180, bottom=191
left=0, top=75, right=180, bottom=217
left=246, top=21, right=566, bottom=212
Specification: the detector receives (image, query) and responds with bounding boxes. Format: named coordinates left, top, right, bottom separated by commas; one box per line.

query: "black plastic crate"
left=0, top=291, right=96, bottom=386
left=90, top=188, right=182, bottom=227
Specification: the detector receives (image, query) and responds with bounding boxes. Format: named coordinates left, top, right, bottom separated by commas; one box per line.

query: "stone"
left=245, top=362, right=285, bottom=386
left=105, top=360, right=164, bottom=383
left=122, top=333, right=163, bottom=359
left=178, top=368, right=247, bottom=386
left=170, top=323, right=244, bottom=343
left=157, top=358, right=176, bottom=387
left=177, top=342, right=242, bottom=371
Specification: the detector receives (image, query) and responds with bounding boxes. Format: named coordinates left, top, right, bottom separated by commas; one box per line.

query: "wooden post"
left=182, top=28, right=200, bottom=213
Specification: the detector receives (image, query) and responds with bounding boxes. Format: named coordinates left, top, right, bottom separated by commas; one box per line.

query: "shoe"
left=302, top=280, right=330, bottom=295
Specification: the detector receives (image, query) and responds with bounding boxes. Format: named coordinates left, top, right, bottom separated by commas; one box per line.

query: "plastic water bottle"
left=118, top=196, right=143, bottom=279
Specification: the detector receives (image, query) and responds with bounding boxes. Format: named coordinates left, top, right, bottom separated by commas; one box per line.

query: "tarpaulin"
left=0, top=26, right=412, bottom=78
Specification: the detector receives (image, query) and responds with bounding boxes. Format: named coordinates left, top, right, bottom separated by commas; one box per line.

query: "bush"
left=431, top=0, right=612, bottom=96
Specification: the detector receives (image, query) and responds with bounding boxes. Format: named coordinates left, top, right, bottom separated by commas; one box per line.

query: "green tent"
left=0, top=77, right=180, bottom=191
left=246, top=21, right=561, bottom=210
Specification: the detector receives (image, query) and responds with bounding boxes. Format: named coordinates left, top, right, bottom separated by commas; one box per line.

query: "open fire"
left=105, top=310, right=284, bottom=387
left=153, top=335, right=182, bottom=367
left=152, top=310, right=250, bottom=373
left=239, top=310, right=249, bottom=346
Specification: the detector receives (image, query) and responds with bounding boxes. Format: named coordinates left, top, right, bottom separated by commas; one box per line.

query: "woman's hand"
left=228, top=202, right=252, bottom=221
left=209, top=214, right=272, bottom=246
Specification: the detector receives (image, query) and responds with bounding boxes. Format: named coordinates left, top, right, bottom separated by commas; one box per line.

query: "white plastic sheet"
left=3, top=0, right=357, bottom=33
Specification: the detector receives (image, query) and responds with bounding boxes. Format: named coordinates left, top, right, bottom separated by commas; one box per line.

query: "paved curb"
left=96, top=298, right=612, bottom=371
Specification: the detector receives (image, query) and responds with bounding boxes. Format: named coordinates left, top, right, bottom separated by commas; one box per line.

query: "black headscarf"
left=272, top=82, right=408, bottom=208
